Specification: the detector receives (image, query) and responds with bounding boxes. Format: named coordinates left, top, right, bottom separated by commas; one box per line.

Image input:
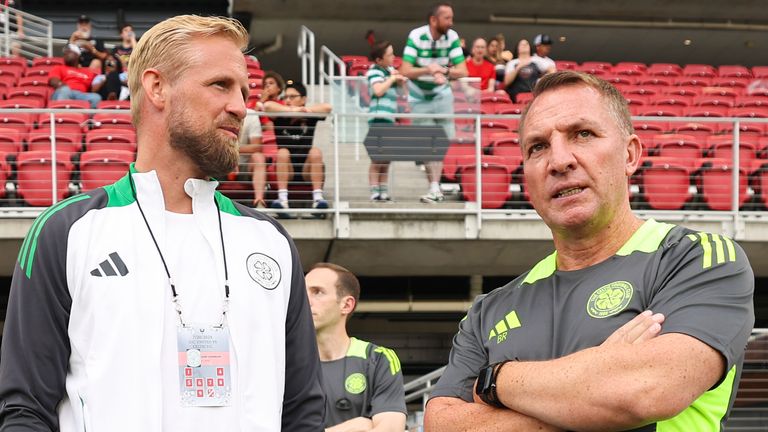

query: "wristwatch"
left=475, top=360, right=513, bottom=408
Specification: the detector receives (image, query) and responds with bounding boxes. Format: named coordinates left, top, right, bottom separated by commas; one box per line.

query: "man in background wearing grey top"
left=424, top=71, right=754, bottom=431
left=306, top=263, right=407, bottom=432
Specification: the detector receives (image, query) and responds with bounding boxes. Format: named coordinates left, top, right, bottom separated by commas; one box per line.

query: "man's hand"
left=426, top=63, right=445, bottom=75
left=433, top=73, right=447, bottom=85
left=602, top=310, right=665, bottom=346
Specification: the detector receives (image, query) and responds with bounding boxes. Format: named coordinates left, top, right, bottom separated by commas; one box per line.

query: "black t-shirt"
left=273, top=115, right=322, bottom=156
left=112, top=45, right=133, bottom=70
left=505, top=61, right=542, bottom=102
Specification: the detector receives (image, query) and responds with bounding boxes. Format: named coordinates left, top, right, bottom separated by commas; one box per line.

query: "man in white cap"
left=532, top=33, right=556, bottom=75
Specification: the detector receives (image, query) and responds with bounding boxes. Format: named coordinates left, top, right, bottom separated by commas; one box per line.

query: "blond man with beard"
left=0, top=15, right=324, bottom=432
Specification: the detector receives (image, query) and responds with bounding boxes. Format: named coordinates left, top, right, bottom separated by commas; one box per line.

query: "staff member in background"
left=306, top=263, right=407, bottom=432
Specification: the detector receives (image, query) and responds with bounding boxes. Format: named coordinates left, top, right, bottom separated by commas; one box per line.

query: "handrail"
left=297, top=26, right=316, bottom=101
left=318, top=45, right=346, bottom=104
left=0, top=5, right=53, bottom=58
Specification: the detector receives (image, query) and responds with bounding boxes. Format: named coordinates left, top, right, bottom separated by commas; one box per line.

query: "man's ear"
left=141, top=68, right=166, bottom=110
left=340, top=295, right=356, bottom=317
left=625, top=134, right=643, bottom=177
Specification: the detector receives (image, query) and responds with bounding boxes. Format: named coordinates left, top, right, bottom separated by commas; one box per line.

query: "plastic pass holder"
left=177, top=325, right=232, bottom=407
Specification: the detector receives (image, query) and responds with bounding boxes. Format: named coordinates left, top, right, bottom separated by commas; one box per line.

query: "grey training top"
left=431, top=219, right=754, bottom=431
left=321, top=337, right=406, bottom=427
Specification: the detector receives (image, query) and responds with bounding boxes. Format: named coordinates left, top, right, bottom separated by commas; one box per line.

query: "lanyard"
left=128, top=173, right=230, bottom=327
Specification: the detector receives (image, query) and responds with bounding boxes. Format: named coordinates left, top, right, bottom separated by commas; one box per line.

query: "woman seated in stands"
left=502, top=39, right=544, bottom=103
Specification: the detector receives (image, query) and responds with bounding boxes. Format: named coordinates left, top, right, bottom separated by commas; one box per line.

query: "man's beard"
left=168, top=107, right=240, bottom=180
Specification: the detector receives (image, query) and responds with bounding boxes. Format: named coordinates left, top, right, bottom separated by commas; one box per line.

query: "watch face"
left=476, top=365, right=493, bottom=395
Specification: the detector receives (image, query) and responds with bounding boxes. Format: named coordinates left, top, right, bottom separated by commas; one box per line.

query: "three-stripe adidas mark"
left=686, top=233, right=737, bottom=269
left=90, top=252, right=129, bottom=277
left=488, top=310, right=522, bottom=344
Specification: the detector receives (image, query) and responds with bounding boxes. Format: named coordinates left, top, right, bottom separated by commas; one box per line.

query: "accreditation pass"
left=177, top=325, right=232, bottom=407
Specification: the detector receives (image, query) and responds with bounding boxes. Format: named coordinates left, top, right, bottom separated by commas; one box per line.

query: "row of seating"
left=556, top=61, right=766, bottom=79
left=0, top=127, right=136, bottom=153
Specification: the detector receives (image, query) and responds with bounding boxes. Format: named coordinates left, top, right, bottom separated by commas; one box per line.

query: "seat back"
left=79, top=150, right=134, bottom=191
left=16, top=150, right=74, bottom=206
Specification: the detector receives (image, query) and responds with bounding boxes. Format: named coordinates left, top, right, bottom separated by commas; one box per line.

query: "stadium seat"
left=603, top=75, right=636, bottom=86
left=682, top=106, right=729, bottom=117
left=31, top=57, right=63, bottom=67
left=26, top=128, right=83, bottom=153
left=16, top=150, right=74, bottom=206
left=0, top=62, right=24, bottom=81
left=661, top=86, right=702, bottom=97
left=638, top=156, right=693, bottom=210
left=673, top=76, right=712, bottom=87
left=7, top=86, right=49, bottom=106
left=495, top=103, right=524, bottom=115
left=650, top=94, right=693, bottom=107
left=38, top=112, right=87, bottom=136
left=624, top=94, right=649, bottom=107
left=85, top=128, right=137, bottom=152
left=515, top=92, right=533, bottom=104
left=442, top=141, right=477, bottom=182
left=653, top=134, right=704, bottom=159
left=638, top=106, right=684, bottom=117
left=719, top=121, right=765, bottom=137
left=737, top=96, right=768, bottom=108
left=0, top=112, right=33, bottom=134
left=633, top=120, right=669, bottom=134
left=719, top=65, right=752, bottom=78
left=48, top=99, right=91, bottom=110
left=0, top=74, right=16, bottom=89
left=712, top=77, right=750, bottom=88
left=729, top=106, right=768, bottom=118
left=0, top=97, right=44, bottom=109
left=622, top=85, right=662, bottom=96
left=749, top=160, right=768, bottom=208
left=612, top=62, right=646, bottom=75
left=79, top=149, right=134, bottom=191
left=579, top=61, right=612, bottom=73
left=636, top=76, right=674, bottom=86
left=682, top=64, right=717, bottom=78
left=24, top=65, right=53, bottom=77
left=707, top=135, right=758, bottom=164
left=247, top=68, right=265, bottom=80
left=0, top=128, right=24, bottom=154
left=693, top=94, right=735, bottom=108
left=555, top=60, right=578, bottom=70
left=752, top=66, right=768, bottom=79
left=17, top=76, right=49, bottom=87
left=704, top=86, right=740, bottom=98
left=696, top=158, right=749, bottom=210
left=674, top=120, right=720, bottom=140
left=489, top=136, right=523, bottom=172
left=453, top=102, right=483, bottom=132
left=97, top=100, right=131, bottom=110
left=93, top=113, right=134, bottom=130
left=646, top=63, right=683, bottom=77
left=458, top=155, right=512, bottom=209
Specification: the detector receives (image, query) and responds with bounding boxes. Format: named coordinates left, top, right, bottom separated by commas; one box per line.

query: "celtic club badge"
left=246, top=253, right=281, bottom=290
left=345, top=373, right=367, bottom=394
left=586, top=281, right=634, bottom=318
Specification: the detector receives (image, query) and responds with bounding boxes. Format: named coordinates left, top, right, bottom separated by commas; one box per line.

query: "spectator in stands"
left=493, top=33, right=514, bottom=63
left=6, top=0, right=23, bottom=39
left=239, top=109, right=269, bottom=208
left=91, top=54, right=126, bottom=101
left=486, top=35, right=507, bottom=89
left=366, top=40, right=407, bottom=202
left=532, top=33, right=557, bottom=74
left=399, top=2, right=467, bottom=203
left=466, top=37, right=495, bottom=91
left=48, top=45, right=101, bottom=108
left=305, top=263, right=407, bottom=431
left=112, top=23, right=137, bottom=71
left=264, top=81, right=332, bottom=217
left=0, top=15, right=324, bottom=431
left=502, top=39, right=542, bottom=103
left=257, top=70, right=286, bottom=130
left=424, top=71, right=754, bottom=432
left=69, top=14, right=108, bottom=69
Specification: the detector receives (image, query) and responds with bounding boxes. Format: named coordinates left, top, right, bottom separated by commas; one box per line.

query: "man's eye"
left=577, top=130, right=593, bottom=138
left=529, top=143, right=545, bottom=154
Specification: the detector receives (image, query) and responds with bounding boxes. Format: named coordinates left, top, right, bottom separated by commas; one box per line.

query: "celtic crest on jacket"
left=246, top=253, right=282, bottom=290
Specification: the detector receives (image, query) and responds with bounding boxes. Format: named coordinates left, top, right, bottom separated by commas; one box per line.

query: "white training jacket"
left=0, top=167, right=325, bottom=431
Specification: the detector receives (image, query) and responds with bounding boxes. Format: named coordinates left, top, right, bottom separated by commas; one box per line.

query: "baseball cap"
left=77, top=15, right=91, bottom=23
left=533, top=34, right=552, bottom=46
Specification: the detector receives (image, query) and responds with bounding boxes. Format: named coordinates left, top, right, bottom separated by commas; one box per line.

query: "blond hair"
left=128, top=15, right=249, bottom=126
left=519, top=70, right=634, bottom=138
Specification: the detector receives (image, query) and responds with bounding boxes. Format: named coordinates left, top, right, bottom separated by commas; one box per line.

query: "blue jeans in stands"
left=52, top=85, right=102, bottom=108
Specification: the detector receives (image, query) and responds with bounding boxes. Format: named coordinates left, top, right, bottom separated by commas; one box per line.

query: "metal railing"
left=0, top=5, right=52, bottom=59
left=297, top=26, right=316, bottom=102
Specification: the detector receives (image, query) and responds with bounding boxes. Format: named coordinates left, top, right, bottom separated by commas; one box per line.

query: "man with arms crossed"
left=306, top=263, right=407, bottom=431
left=0, top=15, right=323, bottom=431
left=424, top=71, right=754, bottom=431
left=399, top=2, right=467, bottom=203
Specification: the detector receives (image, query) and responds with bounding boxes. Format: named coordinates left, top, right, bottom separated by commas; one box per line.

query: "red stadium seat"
left=38, top=112, right=87, bottom=136
left=612, top=62, right=646, bottom=75
left=7, top=86, right=49, bottom=106
left=458, top=155, right=512, bottom=209
left=93, top=113, right=134, bottom=130
left=48, top=99, right=90, bottom=110
left=683, top=64, right=717, bottom=78
left=97, top=100, right=130, bottom=110
left=17, top=76, right=49, bottom=87
left=0, top=112, right=33, bottom=134
left=85, top=128, right=137, bottom=152
left=752, top=66, right=768, bottom=79
left=682, top=106, right=729, bottom=117
left=442, top=141, right=476, bottom=182
left=650, top=94, right=693, bottom=107
left=16, top=150, right=74, bottom=206
left=0, top=128, right=24, bottom=153
left=453, top=102, right=483, bottom=132
left=0, top=97, right=44, bottom=109
left=637, top=76, right=674, bottom=86
left=27, top=128, right=83, bottom=153
left=31, top=57, right=64, bottom=67
left=0, top=63, right=24, bottom=81
left=489, top=136, right=523, bottom=172
left=495, top=103, right=524, bottom=115
left=737, top=96, right=768, bottom=108
left=638, top=106, right=684, bottom=117
left=712, top=77, right=750, bottom=88
left=749, top=160, right=768, bottom=208
left=693, top=94, right=735, bottom=108
left=718, top=65, right=752, bottom=78
left=603, top=75, right=636, bottom=86
left=673, top=76, right=712, bottom=87
left=555, top=60, right=578, bottom=70
left=515, top=92, right=533, bottom=104
left=24, top=65, right=53, bottom=77
left=674, top=120, right=720, bottom=140
left=646, top=63, right=683, bottom=77
left=661, top=86, right=702, bottom=97
left=697, top=158, right=749, bottom=210
left=624, top=94, right=649, bottom=107
left=707, top=135, right=758, bottom=164
left=703, top=86, right=739, bottom=98
left=79, top=149, right=134, bottom=191
left=638, top=157, right=693, bottom=210
left=579, top=61, right=612, bottom=72
left=653, top=134, right=704, bottom=159
left=622, top=85, right=662, bottom=96
left=729, top=106, right=768, bottom=119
